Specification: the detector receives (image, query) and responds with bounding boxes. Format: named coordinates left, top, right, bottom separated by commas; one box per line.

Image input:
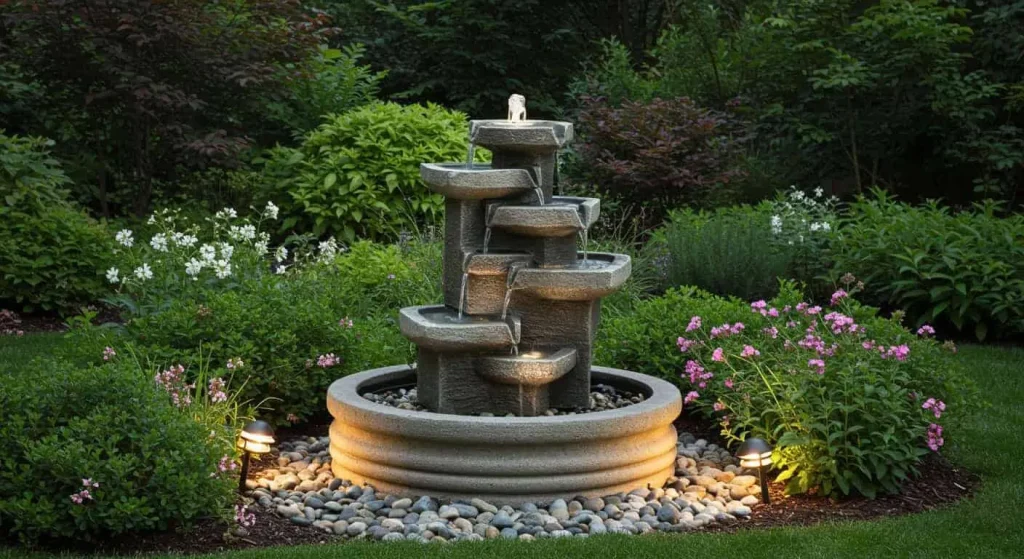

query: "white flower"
left=265, top=201, right=279, bottom=220
left=228, top=224, right=256, bottom=242
left=199, top=244, right=217, bottom=263
left=275, top=264, right=289, bottom=275
left=218, top=242, right=234, bottom=260
left=810, top=222, right=822, bottom=232
left=770, top=215, right=783, bottom=235
left=150, top=233, right=169, bottom=252
left=213, top=259, right=232, bottom=279
left=133, top=263, right=153, bottom=281
left=115, top=229, right=134, bottom=248
left=105, top=267, right=120, bottom=284
left=185, top=258, right=204, bottom=278
left=147, top=215, right=157, bottom=225
left=318, top=238, right=338, bottom=261
left=172, top=232, right=198, bottom=248
left=821, top=221, right=831, bottom=232
left=255, top=240, right=268, bottom=255
left=814, top=187, right=824, bottom=198
left=790, top=189, right=805, bottom=201
left=275, top=246, right=288, bottom=262
left=215, top=207, right=238, bottom=220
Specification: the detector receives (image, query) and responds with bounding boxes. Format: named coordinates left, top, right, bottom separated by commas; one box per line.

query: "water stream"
left=532, top=165, right=545, bottom=205
left=466, top=142, right=475, bottom=169
left=457, top=272, right=469, bottom=319
left=482, top=227, right=492, bottom=255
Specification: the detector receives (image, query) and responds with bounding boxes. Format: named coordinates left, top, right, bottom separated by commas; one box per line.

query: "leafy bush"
left=832, top=192, right=1024, bottom=340
left=597, top=282, right=970, bottom=499
left=260, top=102, right=486, bottom=241
left=263, top=43, right=386, bottom=138
left=576, top=95, right=748, bottom=215
left=0, top=358, right=239, bottom=543
left=0, top=132, right=113, bottom=312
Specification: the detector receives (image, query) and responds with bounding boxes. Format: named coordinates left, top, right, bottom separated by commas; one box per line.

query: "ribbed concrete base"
left=326, top=365, right=682, bottom=505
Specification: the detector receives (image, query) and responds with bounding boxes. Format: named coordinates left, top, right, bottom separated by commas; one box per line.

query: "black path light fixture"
left=736, top=437, right=773, bottom=505
left=237, top=419, right=275, bottom=492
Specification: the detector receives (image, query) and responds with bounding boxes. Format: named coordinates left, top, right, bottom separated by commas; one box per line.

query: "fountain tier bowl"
left=420, top=163, right=537, bottom=200
left=470, top=120, right=573, bottom=152
left=327, top=365, right=682, bottom=505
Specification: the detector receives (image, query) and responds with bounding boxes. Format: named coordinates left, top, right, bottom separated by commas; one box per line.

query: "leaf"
left=323, top=173, right=337, bottom=188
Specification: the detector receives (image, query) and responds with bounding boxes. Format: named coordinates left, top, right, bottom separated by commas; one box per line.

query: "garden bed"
left=16, top=414, right=976, bottom=556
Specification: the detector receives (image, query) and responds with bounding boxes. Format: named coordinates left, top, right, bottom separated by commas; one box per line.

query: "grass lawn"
left=2, top=336, right=1022, bottom=559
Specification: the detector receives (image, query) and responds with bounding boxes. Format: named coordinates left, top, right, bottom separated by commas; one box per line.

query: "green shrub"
left=597, top=283, right=971, bottom=499
left=0, top=358, right=237, bottom=543
left=260, top=102, right=488, bottom=241
left=655, top=205, right=792, bottom=300
left=0, top=132, right=113, bottom=313
left=832, top=192, right=1024, bottom=340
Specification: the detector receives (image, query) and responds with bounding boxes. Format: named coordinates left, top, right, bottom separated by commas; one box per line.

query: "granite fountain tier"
left=328, top=107, right=681, bottom=505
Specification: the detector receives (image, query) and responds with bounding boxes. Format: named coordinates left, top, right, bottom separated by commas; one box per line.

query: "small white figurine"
left=508, top=94, right=527, bottom=122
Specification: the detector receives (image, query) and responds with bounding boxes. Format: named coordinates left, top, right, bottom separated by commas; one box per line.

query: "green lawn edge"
left=2, top=340, right=1022, bottom=559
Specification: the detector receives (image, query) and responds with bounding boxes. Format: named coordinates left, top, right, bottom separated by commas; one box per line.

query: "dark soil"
left=7, top=415, right=978, bottom=556
left=1, top=305, right=123, bottom=334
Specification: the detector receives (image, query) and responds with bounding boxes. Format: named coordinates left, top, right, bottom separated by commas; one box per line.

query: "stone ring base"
left=326, top=365, right=682, bottom=506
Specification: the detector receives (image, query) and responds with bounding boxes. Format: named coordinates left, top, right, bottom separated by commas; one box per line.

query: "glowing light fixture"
left=736, top=437, right=773, bottom=504
left=237, top=419, right=275, bottom=492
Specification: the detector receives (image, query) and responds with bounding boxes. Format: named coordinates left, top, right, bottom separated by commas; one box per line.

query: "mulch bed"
left=2, top=306, right=123, bottom=334
left=9, top=417, right=978, bottom=556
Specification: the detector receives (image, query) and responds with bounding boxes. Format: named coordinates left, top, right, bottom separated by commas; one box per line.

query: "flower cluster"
left=208, top=377, right=228, bottom=403
left=235, top=504, right=256, bottom=528
left=710, top=322, right=745, bottom=338
left=927, top=423, right=945, bottom=451
left=317, top=353, right=340, bottom=368
left=102, top=346, right=116, bottom=361
left=767, top=186, right=838, bottom=247
left=684, top=391, right=700, bottom=405
left=217, top=455, right=237, bottom=474
left=922, top=398, right=946, bottom=419
left=154, top=365, right=194, bottom=407
left=339, top=317, right=354, bottom=328
left=917, top=324, right=936, bottom=337
left=226, top=357, right=245, bottom=370
left=69, top=478, right=99, bottom=504
left=685, top=359, right=713, bottom=387
left=676, top=336, right=698, bottom=352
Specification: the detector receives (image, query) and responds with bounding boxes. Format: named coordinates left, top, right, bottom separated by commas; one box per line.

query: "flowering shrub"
left=766, top=186, right=838, bottom=290
left=598, top=281, right=972, bottom=498
left=0, top=357, right=242, bottom=543
left=104, top=204, right=285, bottom=316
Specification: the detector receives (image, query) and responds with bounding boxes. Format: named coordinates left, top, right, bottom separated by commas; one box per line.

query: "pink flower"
left=724, top=378, right=734, bottom=389
left=762, top=326, right=779, bottom=339
left=713, top=401, right=726, bottom=412
left=922, top=398, right=946, bottom=419
left=786, top=320, right=797, bottom=328
left=82, top=478, right=98, bottom=488
left=830, top=289, right=848, bottom=306
left=686, top=316, right=702, bottom=332
left=712, top=348, right=725, bottom=362
left=684, top=391, right=700, bottom=405
left=767, top=307, right=780, bottom=318
left=70, top=494, right=83, bottom=504
left=740, top=345, right=760, bottom=358
left=804, top=305, right=822, bottom=315
left=317, top=353, right=340, bottom=368
left=882, top=344, right=911, bottom=361
left=795, top=302, right=808, bottom=312
left=208, top=377, right=228, bottom=403
left=927, top=423, right=944, bottom=451
left=235, top=504, right=256, bottom=528
left=80, top=489, right=91, bottom=500
left=808, top=359, right=826, bottom=375
left=782, top=305, right=792, bottom=313
left=676, top=337, right=696, bottom=353
left=862, top=340, right=876, bottom=350
left=750, top=300, right=768, bottom=311
left=102, top=347, right=116, bottom=361
left=917, top=324, right=935, bottom=337
left=684, top=360, right=713, bottom=386
left=339, top=317, right=354, bottom=328
left=730, top=322, right=745, bottom=334
left=226, top=357, right=245, bottom=370
left=218, top=455, right=237, bottom=473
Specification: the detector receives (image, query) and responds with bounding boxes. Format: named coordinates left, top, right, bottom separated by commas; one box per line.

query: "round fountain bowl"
left=327, top=365, right=682, bottom=505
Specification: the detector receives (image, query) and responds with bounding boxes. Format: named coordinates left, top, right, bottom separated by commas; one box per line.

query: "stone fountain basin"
left=327, top=365, right=681, bottom=505
left=475, top=348, right=577, bottom=386
left=487, top=196, right=600, bottom=238
left=514, top=252, right=631, bottom=301
left=470, top=120, right=574, bottom=153
left=420, top=163, right=537, bottom=200
left=399, top=305, right=521, bottom=352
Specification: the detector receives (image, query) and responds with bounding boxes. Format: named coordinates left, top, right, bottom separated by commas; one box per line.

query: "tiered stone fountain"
left=327, top=98, right=682, bottom=505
